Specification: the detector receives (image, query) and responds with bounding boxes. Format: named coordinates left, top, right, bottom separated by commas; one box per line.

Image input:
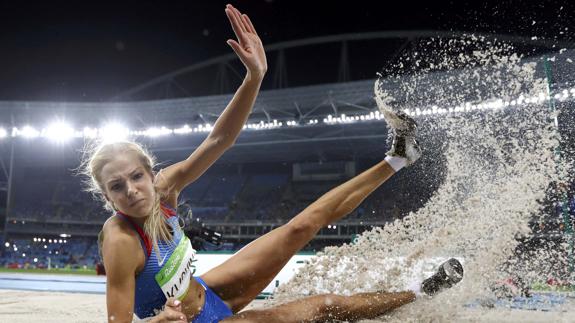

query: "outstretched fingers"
left=230, top=5, right=247, bottom=33
left=242, top=13, right=258, bottom=36
left=226, top=5, right=254, bottom=43
left=224, top=4, right=266, bottom=75
left=225, top=7, right=243, bottom=42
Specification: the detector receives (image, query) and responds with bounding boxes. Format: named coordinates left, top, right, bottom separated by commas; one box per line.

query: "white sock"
left=384, top=155, right=407, bottom=172
left=407, top=280, right=422, bottom=296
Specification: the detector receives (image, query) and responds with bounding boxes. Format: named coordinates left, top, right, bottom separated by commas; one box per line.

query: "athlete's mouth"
left=130, top=199, right=145, bottom=207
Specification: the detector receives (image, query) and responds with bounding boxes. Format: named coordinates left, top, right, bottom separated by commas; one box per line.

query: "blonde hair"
left=77, top=140, right=173, bottom=258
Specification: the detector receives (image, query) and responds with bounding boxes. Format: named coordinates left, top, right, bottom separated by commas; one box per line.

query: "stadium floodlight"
left=4, top=242, right=8, bottom=247
left=20, top=126, right=41, bottom=138
left=59, top=233, right=70, bottom=238
left=83, top=127, right=99, bottom=139
left=44, top=121, right=75, bottom=143
left=100, top=122, right=130, bottom=143
left=174, top=124, right=193, bottom=135
left=22, top=253, right=25, bottom=257
left=74, top=130, right=84, bottom=138
left=5, top=87, right=574, bottom=142
left=33, top=258, right=38, bottom=263
left=142, top=126, right=173, bottom=137
left=195, top=123, right=213, bottom=133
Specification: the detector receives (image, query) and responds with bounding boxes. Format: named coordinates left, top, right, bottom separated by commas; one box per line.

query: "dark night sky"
left=0, top=0, right=573, bottom=102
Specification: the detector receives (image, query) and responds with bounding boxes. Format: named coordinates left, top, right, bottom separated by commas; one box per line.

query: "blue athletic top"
left=116, top=203, right=197, bottom=320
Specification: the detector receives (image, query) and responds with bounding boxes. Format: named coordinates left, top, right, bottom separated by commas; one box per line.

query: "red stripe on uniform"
left=116, top=202, right=176, bottom=257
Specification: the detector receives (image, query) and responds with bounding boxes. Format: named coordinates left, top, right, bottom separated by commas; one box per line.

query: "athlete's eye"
left=111, top=184, right=122, bottom=191
left=133, top=173, right=143, bottom=180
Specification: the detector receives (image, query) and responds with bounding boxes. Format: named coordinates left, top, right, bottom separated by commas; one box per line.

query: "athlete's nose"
left=126, top=181, right=138, bottom=198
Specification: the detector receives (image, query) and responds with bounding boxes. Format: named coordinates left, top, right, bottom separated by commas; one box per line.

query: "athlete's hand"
left=225, top=4, right=267, bottom=80
left=153, top=298, right=187, bottom=323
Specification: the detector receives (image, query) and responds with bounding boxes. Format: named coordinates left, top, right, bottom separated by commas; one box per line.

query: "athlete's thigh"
left=221, top=296, right=323, bottom=323
left=201, top=217, right=318, bottom=312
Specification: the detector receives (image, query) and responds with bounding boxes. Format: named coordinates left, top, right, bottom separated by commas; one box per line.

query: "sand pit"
left=0, top=289, right=573, bottom=322
left=0, top=290, right=106, bottom=323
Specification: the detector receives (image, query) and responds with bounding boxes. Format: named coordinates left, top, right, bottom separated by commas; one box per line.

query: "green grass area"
left=531, top=282, right=575, bottom=292
left=0, top=267, right=97, bottom=275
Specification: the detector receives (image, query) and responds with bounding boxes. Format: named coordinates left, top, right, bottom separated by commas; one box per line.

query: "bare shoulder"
left=101, top=216, right=145, bottom=274
left=102, top=216, right=139, bottom=242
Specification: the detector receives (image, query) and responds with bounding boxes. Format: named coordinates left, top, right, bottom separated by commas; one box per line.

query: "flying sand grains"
left=270, top=36, right=571, bottom=322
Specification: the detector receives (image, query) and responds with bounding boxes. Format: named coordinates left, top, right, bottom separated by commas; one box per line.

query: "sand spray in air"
left=269, top=36, right=571, bottom=321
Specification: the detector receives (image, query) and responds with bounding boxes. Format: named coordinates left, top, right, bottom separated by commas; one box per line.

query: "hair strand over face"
left=75, top=140, right=173, bottom=260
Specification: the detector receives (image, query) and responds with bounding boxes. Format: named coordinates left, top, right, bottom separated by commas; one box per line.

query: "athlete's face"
left=100, top=153, right=155, bottom=218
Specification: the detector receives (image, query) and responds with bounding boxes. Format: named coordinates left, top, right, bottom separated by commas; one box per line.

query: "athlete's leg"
left=220, top=258, right=465, bottom=322
left=203, top=110, right=422, bottom=312
left=202, top=160, right=396, bottom=312
left=221, top=291, right=416, bottom=323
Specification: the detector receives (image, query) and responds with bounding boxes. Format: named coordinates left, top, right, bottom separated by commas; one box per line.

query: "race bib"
left=154, top=235, right=197, bottom=300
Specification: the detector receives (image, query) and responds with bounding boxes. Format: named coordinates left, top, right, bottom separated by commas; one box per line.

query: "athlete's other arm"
left=102, top=230, right=186, bottom=323
left=157, top=5, right=267, bottom=194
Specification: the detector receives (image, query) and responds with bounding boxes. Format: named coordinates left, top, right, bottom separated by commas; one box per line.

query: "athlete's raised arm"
left=157, top=4, right=267, bottom=194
